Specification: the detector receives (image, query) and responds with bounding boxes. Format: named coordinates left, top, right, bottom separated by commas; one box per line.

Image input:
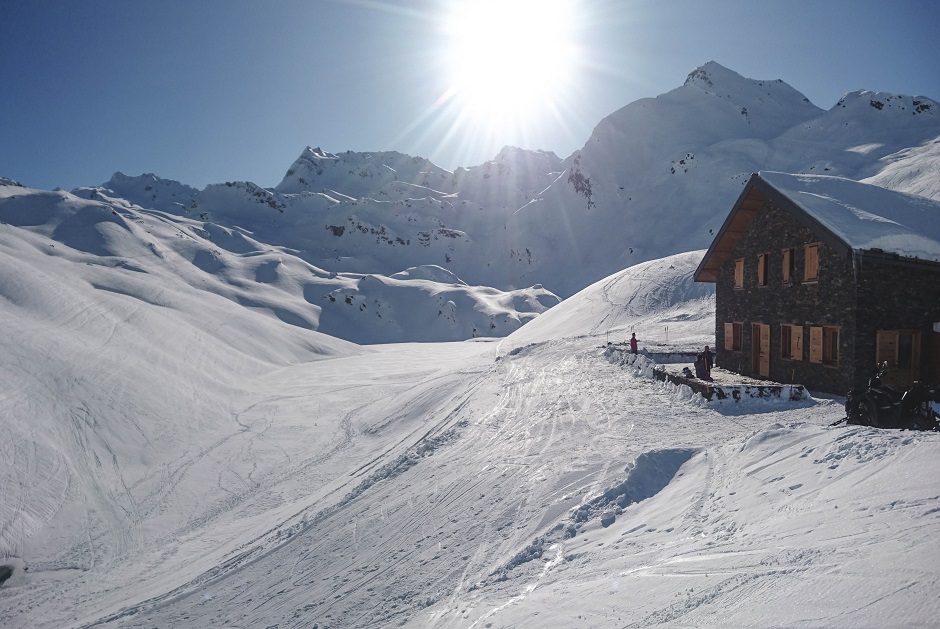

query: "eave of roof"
left=693, top=173, right=852, bottom=283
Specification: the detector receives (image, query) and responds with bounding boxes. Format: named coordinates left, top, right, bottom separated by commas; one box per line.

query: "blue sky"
left=2, top=0, right=938, bottom=191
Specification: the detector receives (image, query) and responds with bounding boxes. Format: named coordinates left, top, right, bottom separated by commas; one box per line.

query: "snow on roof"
left=758, top=171, right=940, bottom=261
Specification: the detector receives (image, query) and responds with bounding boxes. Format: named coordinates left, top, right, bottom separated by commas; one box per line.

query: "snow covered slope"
left=863, top=134, right=940, bottom=199
left=502, top=250, right=714, bottom=352
left=1, top=182, right=558, bottom=345
left=4, top=235, right=938, bottom=629
left=3, top=61, right=940, bottom=628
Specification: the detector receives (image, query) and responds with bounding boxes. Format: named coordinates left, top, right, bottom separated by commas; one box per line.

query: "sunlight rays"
left=442, top=0, right=579, bottom=140
left=445, top=0, right=575, bottom=119
left=388, top=0, right=582, bottom=169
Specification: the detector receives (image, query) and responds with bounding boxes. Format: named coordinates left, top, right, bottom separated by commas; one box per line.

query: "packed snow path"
left=110, top=337, right=743, bottom=628
left=4, top=337, right=940, bottom=627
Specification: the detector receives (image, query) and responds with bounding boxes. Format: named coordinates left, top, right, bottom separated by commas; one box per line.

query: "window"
left=782, top=248, right=794, bottom=285
left=734, top=258, right=744, bottom=289
left=757, top=253, right=768, bottom=287
left=810, top=326, right=839, bottom=365
left=725, top=322, right=743, bottom=351
left=877, top=330, right=899, bottom=366
left=804, top=244, right=819, bottom=282
left=781, top=324, right=803, bottom=360
left=877, top=329, right=921, bottom=370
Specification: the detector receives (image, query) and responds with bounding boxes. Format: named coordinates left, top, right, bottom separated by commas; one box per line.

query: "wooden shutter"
left=782, top=248, right=791, bottom=284
left=724, top=323, right=734, bottom=350
left=791, top=326, right=803, bottom=361
left=876, top=330, right=898, bottom=366
left=809, top=326, right=823, bottom=363
left=757, top=254, right=767, bottom=286
left=805, top=244, right=819, bottom=281
left=759, top=324, right=771, bottom=376
left=734, top=258, right=744, bottom=288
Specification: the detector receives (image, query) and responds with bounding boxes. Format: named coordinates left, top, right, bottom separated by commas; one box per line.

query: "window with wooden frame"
left=734, top=258, right=744, bottom=289
left=804, top=243, right=819, bottom=282
left=724, top=322, right=743, bottom=351
left=877, top=329, right=921, bottom=369
left=757, top=253, right=769, bottom=287
left=782, top=248, right=794, bottom=285
left=876, top=330, right=899, bottom=366
left=781, top=324, right=803, bottom=360
left=810, top=326, right=839, bottom=365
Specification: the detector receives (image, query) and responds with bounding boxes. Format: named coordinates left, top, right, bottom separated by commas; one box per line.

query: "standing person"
left=630, top=333, right=638, bottom=354
left=702, top=345, right=715, bottom=379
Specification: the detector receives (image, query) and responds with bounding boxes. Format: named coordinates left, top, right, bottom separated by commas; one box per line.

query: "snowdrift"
left=0, top=183, right=559, bottom=345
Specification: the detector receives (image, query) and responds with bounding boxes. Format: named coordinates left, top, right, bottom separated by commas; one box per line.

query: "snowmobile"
left=844, top=362, right=940, bottom=430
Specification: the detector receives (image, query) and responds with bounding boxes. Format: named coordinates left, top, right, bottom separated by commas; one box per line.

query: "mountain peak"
left=80, top=171, right=200, bottom=213
left=303, top=146, right=339, bottom=161
left=683, top=61, right=812, bottom=106
left=275, top=147, right=454, bottom=196
left=833, top=90, right=937, bottom=117
left=684, top=61, right=744, bottom=90
left=0, top=176, right=25, bottom=188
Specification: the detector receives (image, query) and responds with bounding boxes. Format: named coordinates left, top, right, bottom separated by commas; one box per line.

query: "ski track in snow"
left=3, top=62, right=940, bottom=628
left=4, top=329, right=940, bottom=628
left=1, top=229, right=939, bottom=628
left=8, top=332, right=918, bottom=629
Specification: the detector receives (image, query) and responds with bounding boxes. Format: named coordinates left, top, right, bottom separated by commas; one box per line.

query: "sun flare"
left=444, top=0, right=577, bottom=126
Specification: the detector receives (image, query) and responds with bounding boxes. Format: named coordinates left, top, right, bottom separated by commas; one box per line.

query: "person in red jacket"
left=629, top=332, right=638, bottom=354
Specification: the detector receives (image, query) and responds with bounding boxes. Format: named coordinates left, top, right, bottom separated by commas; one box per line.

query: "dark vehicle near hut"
left=846, top=362, right=940, bottom=430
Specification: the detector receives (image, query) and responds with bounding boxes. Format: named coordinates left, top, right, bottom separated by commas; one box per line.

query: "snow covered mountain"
left=56, top=62, right=939, bottom=303
left=507, top=62, right=940, bottom=295
left=3, top=64, right=940, bottom=627
left=1, top=61, right=936, bottom=348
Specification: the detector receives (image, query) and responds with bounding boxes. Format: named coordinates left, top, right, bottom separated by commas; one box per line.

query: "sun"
left=443, top=0, right=577, bottom=127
